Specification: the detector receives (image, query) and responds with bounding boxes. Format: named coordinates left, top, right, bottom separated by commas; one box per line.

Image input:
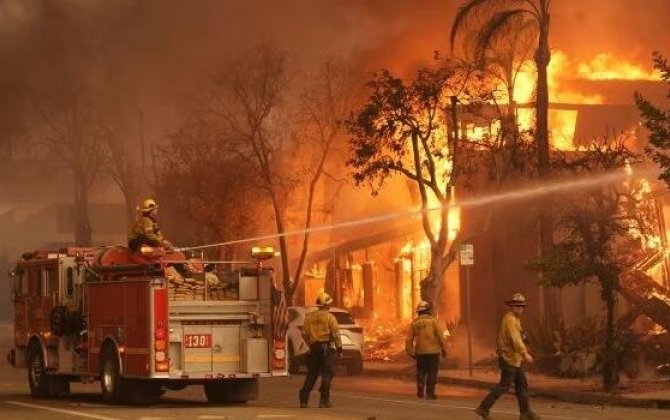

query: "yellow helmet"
left=506, top=293, right=528, bottom=307
left=417, top=300, right=431, bottom=313
left=316, top=292, right=333, bottom=307
left=141, top=198, right=158, bottom=213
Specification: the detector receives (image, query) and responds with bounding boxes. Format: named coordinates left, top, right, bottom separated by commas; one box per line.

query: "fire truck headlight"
left=251, top=246, right=275, bottom=260
left=273, top=349, right=286, bottom=360
left=155, top=351, right=167, bottom=362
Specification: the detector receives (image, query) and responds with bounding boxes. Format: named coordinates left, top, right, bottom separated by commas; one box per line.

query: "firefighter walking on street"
left=127, top=198, right=172, bottom=252
left=406, top=300, right=446, bottom=399
left=475, top=293, right=540, bottom=420
left=299, top=292, right=342, bottom=408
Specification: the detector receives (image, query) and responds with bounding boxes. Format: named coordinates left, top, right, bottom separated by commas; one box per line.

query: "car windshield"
left=330, top=311, right=355, bottom=325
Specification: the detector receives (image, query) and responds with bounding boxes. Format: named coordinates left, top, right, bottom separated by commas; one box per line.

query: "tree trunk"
left=270, top=194, right=293, bottom=305
left=421, top=251, right=445, bottom=311
left=534, top=21, right=551, bottom=177
left=602, top=275, right=620, bottom=391
left=74, top=176, right=92, bottom=246
left=535, top=19, right=559, bottom=320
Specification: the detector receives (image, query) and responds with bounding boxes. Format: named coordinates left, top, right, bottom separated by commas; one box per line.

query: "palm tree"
left=451, top=0, right=552, bottom=176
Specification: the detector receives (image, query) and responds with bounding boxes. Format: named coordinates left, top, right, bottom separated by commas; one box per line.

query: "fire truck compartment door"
left=183, top=325, right=212, bottom=372
left=182, top=324, right=241, bottom=373
left=211, top=324, right=241, bottom=373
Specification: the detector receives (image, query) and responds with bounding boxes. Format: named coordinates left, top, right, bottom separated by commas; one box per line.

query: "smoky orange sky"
left=0, top=0, right=668, bottom=141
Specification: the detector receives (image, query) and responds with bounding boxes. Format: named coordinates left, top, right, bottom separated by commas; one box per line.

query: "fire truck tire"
left=203, top=378, right=258, bottom=404
left=27, top=345, right=50, bottom=398
left=100, top=345, right=125, bottom=404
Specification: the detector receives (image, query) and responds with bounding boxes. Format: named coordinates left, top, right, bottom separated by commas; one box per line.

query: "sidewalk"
left=363, top=361, right=670, bottom=409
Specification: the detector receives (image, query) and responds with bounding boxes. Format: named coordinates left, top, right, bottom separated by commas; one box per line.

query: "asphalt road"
left=0, top=323, right=667, bottom=420
left=1, top=360, right=669, bottom=420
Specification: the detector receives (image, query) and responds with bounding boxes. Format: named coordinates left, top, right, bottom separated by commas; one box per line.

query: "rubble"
left=359, top=318, right=412, bottom=362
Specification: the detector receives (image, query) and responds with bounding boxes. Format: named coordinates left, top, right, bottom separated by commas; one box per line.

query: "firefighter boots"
left=475, top=407, right=491, bottom=419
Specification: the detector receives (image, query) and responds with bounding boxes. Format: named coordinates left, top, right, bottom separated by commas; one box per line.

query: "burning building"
left=299, top=51, right=670, bottom=363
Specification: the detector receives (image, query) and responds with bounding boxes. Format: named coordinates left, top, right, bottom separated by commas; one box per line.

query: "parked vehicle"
left=286, top=306, right=364, bottom=375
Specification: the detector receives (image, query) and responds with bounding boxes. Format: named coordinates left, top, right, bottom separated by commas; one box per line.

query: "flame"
left=577, top=53, right=662, bottom=81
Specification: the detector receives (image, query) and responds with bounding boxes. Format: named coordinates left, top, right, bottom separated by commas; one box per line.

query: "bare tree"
left=34, top=83, right=110, bottom=246
left=101, top=129, right=140, bottom=228
left=288, top=59, right=354, bottom=303
left=199, top=46, right=349, bottom=304
left=154, top=118, right=261, bottom=257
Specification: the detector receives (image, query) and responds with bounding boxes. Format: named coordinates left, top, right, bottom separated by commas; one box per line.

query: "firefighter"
left=299, top=292, right=342, bottom=409
left=127, top=198, right=172, bottom=252
left=405, top=300, right=446, bottom=399
left=475, top=293, right=540, bottom=420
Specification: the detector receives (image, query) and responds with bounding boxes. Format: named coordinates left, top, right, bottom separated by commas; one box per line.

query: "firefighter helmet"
left=141, top=198, right=158, bottom=213
left=316, top=292, right=333, bottom=307
left=506, top=293, right=528, bottom=307
left=417, top=300, right=431, bottom=313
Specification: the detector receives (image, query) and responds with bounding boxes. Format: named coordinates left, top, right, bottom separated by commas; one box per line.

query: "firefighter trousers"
left=299, top=343, right=335, bottom=405
left=416, top=353, right=439, bottom=397
left=478, top=357, right=530, bottom=413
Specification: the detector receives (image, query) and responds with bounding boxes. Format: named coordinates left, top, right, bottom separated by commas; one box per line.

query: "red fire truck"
left=6, top=245, right=287, bottom=404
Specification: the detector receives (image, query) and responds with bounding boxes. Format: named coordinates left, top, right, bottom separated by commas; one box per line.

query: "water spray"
left=177, top=166, right=655, bottom=252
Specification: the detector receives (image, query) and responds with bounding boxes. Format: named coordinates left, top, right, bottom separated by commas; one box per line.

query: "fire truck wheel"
left=100, top=345, right=125, bottom=404
left=27, top=345, right=50, bottom=398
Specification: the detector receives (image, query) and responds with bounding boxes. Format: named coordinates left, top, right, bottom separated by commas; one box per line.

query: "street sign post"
left=460, top=243, right=474, bottom=377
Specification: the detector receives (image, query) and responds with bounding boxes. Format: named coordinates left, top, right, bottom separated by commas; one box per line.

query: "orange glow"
left=498, top=50, right=661, bottom=150
left=577, top=53, right=662, bottom=81
left=549, top=109, right=578, bottom=151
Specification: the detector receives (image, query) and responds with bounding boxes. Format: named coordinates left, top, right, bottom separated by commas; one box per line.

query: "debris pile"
left=359, top=318, right=411, bottom=362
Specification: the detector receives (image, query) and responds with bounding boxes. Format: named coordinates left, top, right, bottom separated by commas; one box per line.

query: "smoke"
left=0, top=0, right=668, bottom=141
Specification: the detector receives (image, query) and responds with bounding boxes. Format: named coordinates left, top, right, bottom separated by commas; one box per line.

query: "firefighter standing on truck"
left=475, top=293, right=540, bottom=420
left=299, top=292, right=342, bottom=409
left=406, top=300, right=446, bottom=400
left=128, top=198, right=171, bottom=252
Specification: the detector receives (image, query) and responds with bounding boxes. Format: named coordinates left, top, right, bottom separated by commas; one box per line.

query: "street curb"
left=363, top=367, right=670, bottom=410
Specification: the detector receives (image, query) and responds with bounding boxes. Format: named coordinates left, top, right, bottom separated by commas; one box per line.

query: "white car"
left=286, top=306, right=364, bottom=375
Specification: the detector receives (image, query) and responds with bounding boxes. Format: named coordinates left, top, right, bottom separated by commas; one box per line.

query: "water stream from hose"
left=177, top=166, right=656, bottom=252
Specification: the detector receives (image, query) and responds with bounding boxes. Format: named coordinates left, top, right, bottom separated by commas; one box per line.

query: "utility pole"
left=460, top=243, right=474, bottom=377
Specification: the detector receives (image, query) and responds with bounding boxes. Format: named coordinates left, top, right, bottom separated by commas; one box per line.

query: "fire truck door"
left=182, top=324, right=242, bottom=373
left=13, top=269, right=29, bottom=347
left=211, top=324, right=241, bottom=373
left=59, top=258, right=80, bottom=311
left=26, top=267, right=49, bottom=334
